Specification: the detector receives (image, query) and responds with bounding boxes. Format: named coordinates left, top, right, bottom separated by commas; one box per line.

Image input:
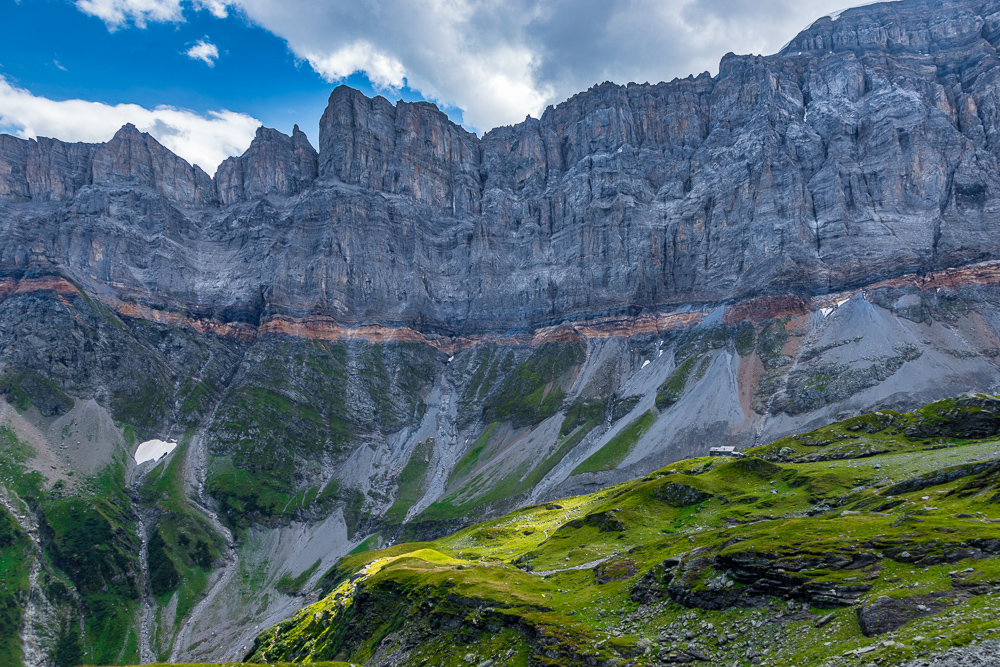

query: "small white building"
left=709, top=446, right=739, bottom=457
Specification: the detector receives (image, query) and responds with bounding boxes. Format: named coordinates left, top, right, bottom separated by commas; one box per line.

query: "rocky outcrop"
left=858, top=594, right=948, bottom=636
left=215, top=125, right=318, bottom=204
left=0, top=134, right=93, bottom=202
left=0, top=124, right=217, bottom=206
left=318, top=87, right=481, bottom=215
left=90, top=124, right=214, bottom=205
left=904, top=394, right=1000, bottom=439
left=653, top=482, right=712, bottom=507
left=631, top=547, right=882, bottom=610
left=885, top=459, right=1000, bottom=495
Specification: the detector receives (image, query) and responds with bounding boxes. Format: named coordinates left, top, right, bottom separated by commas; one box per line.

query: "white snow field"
left=134, top=439, right=177, bottom=465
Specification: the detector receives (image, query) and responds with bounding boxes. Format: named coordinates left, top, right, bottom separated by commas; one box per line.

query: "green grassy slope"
left=206, top=339, right=442, bottom=534
left=246, top=394, right=1000, bottom=667
left=414, top=343, right=590, bottom=525
left=0, top=424, right=147, bottom=666
left=88, top=663, right=351, bottom=667
left=0, top=504, right=32, bottom=667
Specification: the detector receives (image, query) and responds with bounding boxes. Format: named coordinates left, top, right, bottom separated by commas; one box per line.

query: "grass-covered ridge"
left=0, top=502, right=32, bottom=667
left=95, top=663, right=351, bottom=667
left=137, top=437, right=226, bottom=628
left=572, top=410, right=656, bottom=475
left=247, top=394, right=1000, bottom=667
left=750, top=393, right=1000, bottom=462
left=409, top=343, right=592, bottom=526
left=482, top=342, right=585, bottom=427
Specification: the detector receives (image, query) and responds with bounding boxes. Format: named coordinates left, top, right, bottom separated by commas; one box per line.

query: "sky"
left=0, top=0, right=860, bottom=173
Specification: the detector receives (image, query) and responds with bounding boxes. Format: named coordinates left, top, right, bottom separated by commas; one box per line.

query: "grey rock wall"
left=215, top=125, right=318, bottom=205
left=3, top=0, right=1000, bottom=333
left=0, top=134, right=93, bottom=202
left=91, top=124, right=214, bottom=205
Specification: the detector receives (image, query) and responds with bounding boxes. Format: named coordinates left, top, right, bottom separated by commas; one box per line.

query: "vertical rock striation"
left=215, top=125, right=318, bottom=205
left=90, top=124, right=214, bottom=205
left=3, top=0, right=1000, bottom=333
left=0, top=134, right=93, bottom=202
left=319, top=87, right=482, bottom=215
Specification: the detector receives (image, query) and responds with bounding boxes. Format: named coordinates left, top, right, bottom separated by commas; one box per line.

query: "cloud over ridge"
left=0, top=76, right=259, bottom=171
left=218, top=0, right=852, bottom=131
left=66, top=0, right=856, bottom=133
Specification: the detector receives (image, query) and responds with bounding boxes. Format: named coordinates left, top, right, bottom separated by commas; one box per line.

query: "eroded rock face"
left=653, top=482, right=712, bottom=507
left=0, top=134, right=93, bottom=202
left=318, top=87, right=481, bottom=215
left=4, top=0, right=1000, bottom=332
left=91, top=124, right=214, bottom=205
left=215, top=125, right=318, bottom=205
left=858, top=594, right=946, bottom=636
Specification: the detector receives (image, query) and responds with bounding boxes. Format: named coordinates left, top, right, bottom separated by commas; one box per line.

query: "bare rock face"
left=0, top=134, right=93, bottom=202
left=858, top=594, right=947, bottom=636
left=318, top=85, right=482, bottom=215
left=91, top=124, right=214, bottom=205
left=215, top=125, right=318, bottom=205
left=4, top=0, right=1000, bottom=332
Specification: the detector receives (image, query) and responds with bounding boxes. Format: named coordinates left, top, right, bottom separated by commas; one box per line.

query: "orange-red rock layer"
left=5, top=260, right=1000, bottom=351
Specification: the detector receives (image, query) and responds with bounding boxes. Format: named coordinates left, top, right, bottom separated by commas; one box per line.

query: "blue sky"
left=0, top=0, right=855, bottom=172
left=0, top=0, right=442, bottom=156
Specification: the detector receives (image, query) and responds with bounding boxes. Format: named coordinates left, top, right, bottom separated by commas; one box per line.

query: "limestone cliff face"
left=215, top=125, right=318, bottom=205
left=318, top=87, right=482, bottom=215
left=4, top=0, right=1000, bottom=333
left=0, top=134, right=93, bottom=202
left=91, top=124, right=215, bottom=205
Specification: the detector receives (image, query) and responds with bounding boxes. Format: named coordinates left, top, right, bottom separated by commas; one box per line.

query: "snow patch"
left=787, top=1, right=881, bottom=50
left=820, top=307, right=833, bottom=318
left=826, top=1, right=881, bottom=22
left=134, top=439, right=177, bottom=465
left=641, top=360, right=651, bottom=369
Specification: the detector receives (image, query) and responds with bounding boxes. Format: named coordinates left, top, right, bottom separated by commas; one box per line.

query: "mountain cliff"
left=6, top=0, right=1000, bottom=665
left=5, top=0, right=1000, bottom=330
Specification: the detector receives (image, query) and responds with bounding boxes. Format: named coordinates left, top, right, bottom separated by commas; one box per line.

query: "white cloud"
left=305, top=41, right=406, bottom=89
left=71, top=0, right=866, bottom=132
left=0, top=76, right=259, bottom=172
left=75, top=0, right=230, bottom=26
left=218, top=0, right=855, bottom=132
left=229, top=0, right=558, bottom=131
left=74, top=0, right=184, bottom=27
left=194, top=0, right=230, bottom=18
left=186, top=38, right=220, bottom=66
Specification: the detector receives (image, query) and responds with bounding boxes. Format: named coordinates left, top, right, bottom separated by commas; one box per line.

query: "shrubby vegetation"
left=482, top=343, right=585, bottom=427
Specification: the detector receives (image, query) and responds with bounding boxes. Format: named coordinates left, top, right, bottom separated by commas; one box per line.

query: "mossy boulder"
left=594, top=558, right=638, bottom=584
left=653, top=481, right=712, bottom=507
left=905, top=394, right=1000, bottom=439
left=858, top=594, right=947, bottom=636
left=578, top=510, right=625, bottom=533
